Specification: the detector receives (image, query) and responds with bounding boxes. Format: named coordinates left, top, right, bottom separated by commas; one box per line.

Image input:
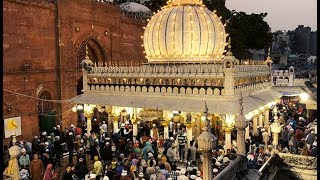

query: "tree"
left=226, top=12, right=273, bottom=59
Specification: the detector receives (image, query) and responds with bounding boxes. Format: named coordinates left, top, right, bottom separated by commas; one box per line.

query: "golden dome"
left=143, top=0, right=227, bottom=63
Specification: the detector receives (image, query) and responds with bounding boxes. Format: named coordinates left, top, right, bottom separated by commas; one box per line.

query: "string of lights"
left=3, top=89, right=73, bottom=103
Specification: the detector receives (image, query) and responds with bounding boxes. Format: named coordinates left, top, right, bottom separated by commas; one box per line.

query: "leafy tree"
left=226, top=12, right=273, bottom=59
left=143, top=0, right=167, bottom=13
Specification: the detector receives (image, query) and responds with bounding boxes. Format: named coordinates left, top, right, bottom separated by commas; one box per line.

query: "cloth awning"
left=68, top=88, right=282, bottom=115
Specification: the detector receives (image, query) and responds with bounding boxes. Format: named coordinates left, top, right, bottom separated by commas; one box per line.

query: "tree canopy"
left=143, top=0, right=273, bottom=59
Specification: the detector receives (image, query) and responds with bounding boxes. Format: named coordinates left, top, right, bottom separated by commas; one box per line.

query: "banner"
left=4, top=117, right=22, bottom=138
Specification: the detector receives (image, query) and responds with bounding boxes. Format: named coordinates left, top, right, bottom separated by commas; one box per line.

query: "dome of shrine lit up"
left=143, top=0, right=227, bottom=63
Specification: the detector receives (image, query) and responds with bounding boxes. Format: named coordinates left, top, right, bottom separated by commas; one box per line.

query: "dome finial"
left=168, top=0, right=203, bottom=6
left=265, top=47, right=273, bottom=66
left=226, top=37, right=233, bottom=56
left=85, top=45, right=89, bottom=60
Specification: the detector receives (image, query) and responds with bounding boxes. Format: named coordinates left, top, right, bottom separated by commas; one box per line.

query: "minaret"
left=223, top=37, right=236, bottom=95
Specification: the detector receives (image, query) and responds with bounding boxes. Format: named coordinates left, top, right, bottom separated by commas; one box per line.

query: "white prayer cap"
left=44, top=142, right=49, bottom=146
left=121, top=170, right=127, bottom=176
left=121, top=123, right=125, bottom=127
left=47, top=136, right=51, bottom=139
left=311, top=131, right=315, bottom=134
left=170, top=137, right=174, bottom=140
left=125, top=121, right=129, bottom=125
left=313, top=141, right=317, bottom=147
left=103, top=121, right=106, bottom=124
left=261, top=128, right=266, bottom=132
left=45, top=148, right=50, bottom=152
left=34, top=136, right=38, bottom=139
left=247, top=154, right=254, bottom=161
left=152, top=124, right=156, bottom=127
left=148, top=152, right=153, bottom=158
left=215, top=162, right=221, bottom=166
left=179, top=168, right=186, bottom=174
left=190, top=175, right=197, bottom=179
left=197, top=171, right=201, bottom=176
left=21, top=148, right=26, bottom=153
left=42, top=132, right=47, bottom=136
left=103, top=176, right=109, bottom=180
left=56, top=125, right=60, bottom=128
left=71, top=124, right=75, bottom=128
left=139, top=172, right=144, bottom=177
left=213, top=168, right=218, bottom=173
left=69, top=132, right=73, bottom=135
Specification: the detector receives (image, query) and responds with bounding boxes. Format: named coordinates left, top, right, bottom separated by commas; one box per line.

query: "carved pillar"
left=270, top=107, right=281, bottom=153
left=186, top=123, right=194, bottom=147
left=245, top=125, right=250, bottom=140
left=264, top=108, right=270, bottom=127
left=84, top=105, right=94, bottom=135
left=224, top=127, right=232, bottom=151
left=203, top=150, right=213, bottom=180
left=113, top=116, right=119, bottom=134
left=258, top=113, right=263, bottom=127
left=252, top=115, right=258, bottom=135
left=162, top=121, right=169, bottom=139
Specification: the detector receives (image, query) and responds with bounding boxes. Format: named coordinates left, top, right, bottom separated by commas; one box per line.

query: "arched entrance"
left=38, top=91, right=56, bottom=134
left=77, top=37, right=107, bottom=69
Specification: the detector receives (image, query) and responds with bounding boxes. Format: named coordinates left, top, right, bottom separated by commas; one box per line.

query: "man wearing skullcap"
left=19, top=148, right=30, bottom=169
left=53, top=136, right=62, bottom=167
left=67, top=132, right=75, bottom=164
left=74, top=157, right=89, bottom=179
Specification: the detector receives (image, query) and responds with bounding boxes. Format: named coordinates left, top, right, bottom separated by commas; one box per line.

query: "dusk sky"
left=225, top=0, right=317, bottom=32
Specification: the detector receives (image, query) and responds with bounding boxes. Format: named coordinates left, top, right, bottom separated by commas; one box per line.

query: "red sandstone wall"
left=3, top=0, right=147, bottom=143
left=3, top=0, right=57, bottom=143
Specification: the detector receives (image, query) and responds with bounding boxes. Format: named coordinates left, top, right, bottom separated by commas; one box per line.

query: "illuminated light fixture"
left=300, top=93, right=309, bottom=101
left=72, top=106, right=77, bottom=112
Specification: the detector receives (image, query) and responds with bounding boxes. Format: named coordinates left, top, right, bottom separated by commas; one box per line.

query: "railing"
left=87, top=83, right=225, bottom=96
left=278, top=153, right=317, bottom=170
left=214, top=155, right=247, bottom=180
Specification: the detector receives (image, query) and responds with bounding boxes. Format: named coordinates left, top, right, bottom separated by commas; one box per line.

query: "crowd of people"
left=2, top=102, right=317, bottom=180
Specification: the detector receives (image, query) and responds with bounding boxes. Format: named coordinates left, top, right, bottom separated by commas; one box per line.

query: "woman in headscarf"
left=29, top=154, right=45, bottom=180
left=93, top=156, right=103, bottom=180
left=43, top=164, right=57, bottom=180
left=142, top=142, right=154, bottom=159
left=130, top=158, right=139, bottom=172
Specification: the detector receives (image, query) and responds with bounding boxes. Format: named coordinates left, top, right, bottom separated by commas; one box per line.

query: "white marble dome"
left=143, top=0, right=227, bottom=63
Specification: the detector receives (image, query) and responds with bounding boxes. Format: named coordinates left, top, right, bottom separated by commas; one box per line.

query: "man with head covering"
left=310, top=140, right=317, bottom=157
left=74, top=157, right=89, bottom=179
left=32, top=136, right=40, bottom=155
left=305, top=131, right=315, bottom=145
left=53, top=136, right=62, bottom=167
left=67, top=132, right=75, bottom=164
left=19, top=148, right=30, bottom=169
left=177, top=168, right=188, bottom=180
left=24, top=140, right=33, bottom=156
left=167, top=144, right=179, bottom=167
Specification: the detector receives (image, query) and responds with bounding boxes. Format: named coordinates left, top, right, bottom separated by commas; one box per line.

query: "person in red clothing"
left=295, top=129, right=303, bottom=142
left=74, top=124, right=82, bottom=136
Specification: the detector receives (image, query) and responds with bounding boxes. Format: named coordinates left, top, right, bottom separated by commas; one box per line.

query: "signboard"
left=275, top=78, right=289, bottom=86
left=4, top=117, right=22, bottom=138
left=306, top=103, right=317, bottom=110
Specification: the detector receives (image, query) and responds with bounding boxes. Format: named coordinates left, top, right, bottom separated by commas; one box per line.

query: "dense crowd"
left=3, top=103, right=317, bottom=180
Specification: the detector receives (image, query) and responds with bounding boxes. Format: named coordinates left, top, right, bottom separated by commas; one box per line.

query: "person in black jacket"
left=67, top=132, right=75, bottom=164
left=63, top=164, right=74, bottom=180
left=77, top=148, right=86, bottom=165
left=102, top=142, right=113, bottom=166
left=53, top=136, right=62, bottom=167
left=74, top=158, right=88, bottom=179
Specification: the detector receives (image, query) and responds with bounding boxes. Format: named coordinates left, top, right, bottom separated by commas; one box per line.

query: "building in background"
left=3, top=0, right=150, bottom=143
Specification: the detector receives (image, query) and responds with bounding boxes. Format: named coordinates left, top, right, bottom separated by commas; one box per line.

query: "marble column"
left=252, top=115, right=258, bottom=135
left=113, top=116, right=119, bottom=134
left=186, top=124, right=193, bottom=148
left=224, top=127, right=232, bottom=151
left=245, top=124, right=250, bottom=141
left=86, top=116, right=92, bottom=135
left=132, top=122, right=138, bottom=142
left=264, top=108, right=270, bottom=126
left=162, top=121, right=169, bottom=139
left=270, top=107, right=281, bottom=153
left=258, top=113, right=263, bottom=127
left=235, top=118, right=248, bottom=156
left=203, top=150, right=213, bottom=180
